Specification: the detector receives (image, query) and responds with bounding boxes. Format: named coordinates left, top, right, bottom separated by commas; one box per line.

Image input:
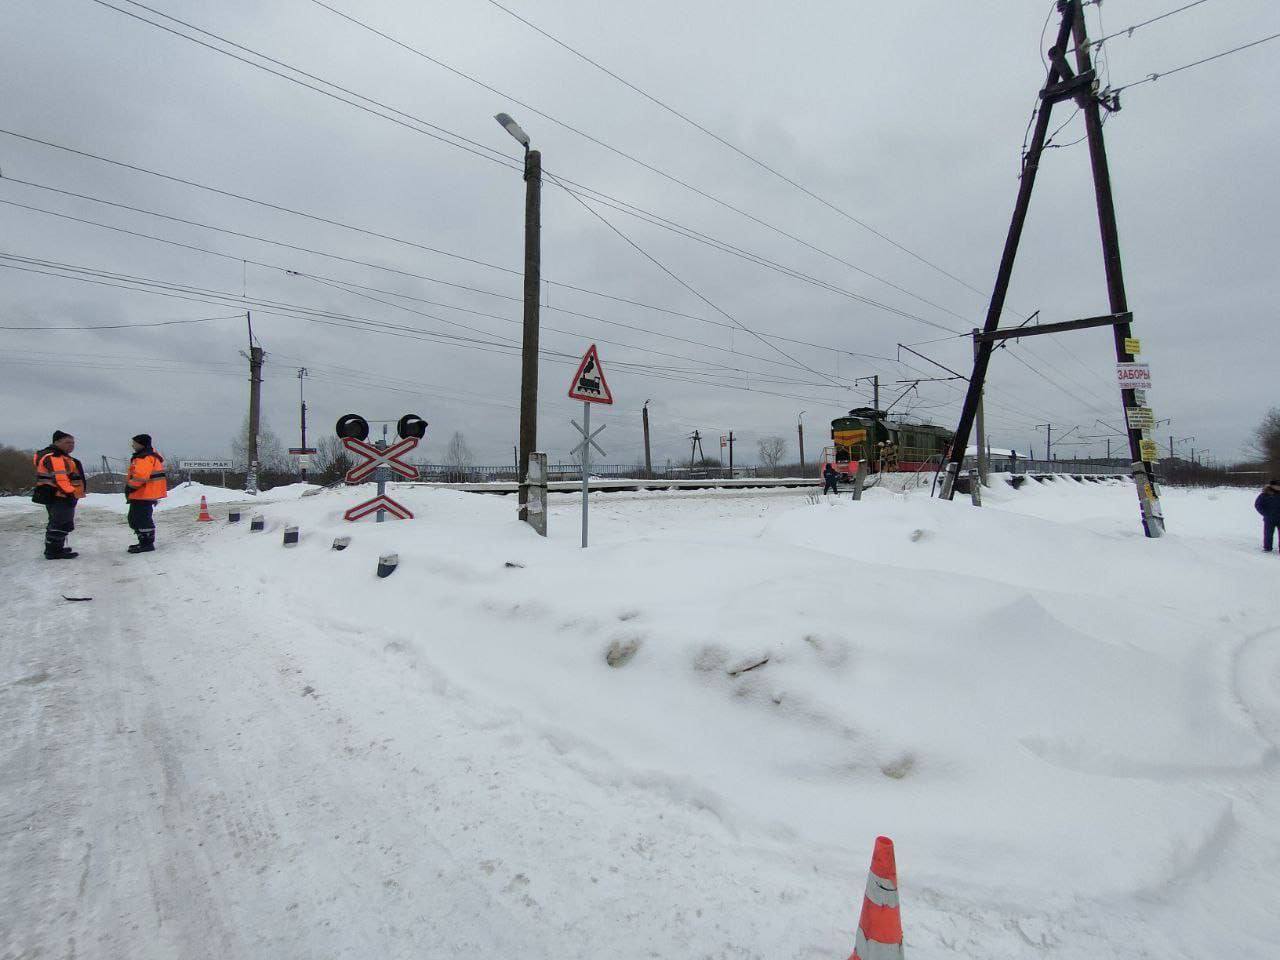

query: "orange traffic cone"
left=196, top=495, right=213, bottom=522
left=848, top=836, right=904, bottom=960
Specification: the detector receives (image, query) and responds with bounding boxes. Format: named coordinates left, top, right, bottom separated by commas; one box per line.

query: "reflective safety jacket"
left=126, top=448, right=168, bottom=502
left=32, top=447, right=87, bottom=502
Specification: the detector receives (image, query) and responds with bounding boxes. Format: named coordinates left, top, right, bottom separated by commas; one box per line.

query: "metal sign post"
left=567, top=344, right=614, bottom=548
left=570, top=403, right=607, bottom=547
left=376, top=425, right=388, bottom=523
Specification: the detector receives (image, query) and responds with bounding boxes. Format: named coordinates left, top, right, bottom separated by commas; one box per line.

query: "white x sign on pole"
left=571, top=402, right=608, bottom=548
left=570, top=418, right=607, bottom=459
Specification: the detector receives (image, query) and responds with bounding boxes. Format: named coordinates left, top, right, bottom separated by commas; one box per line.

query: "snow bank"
left=179, top=480, right=1275, bottom=918
left=78, top=480, right=319, bottom=514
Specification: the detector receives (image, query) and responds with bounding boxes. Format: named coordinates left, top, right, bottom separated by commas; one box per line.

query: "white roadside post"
left=567, top=344, right=614, bottom=549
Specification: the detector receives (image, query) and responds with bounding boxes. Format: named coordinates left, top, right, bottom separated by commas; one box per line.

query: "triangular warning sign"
left=567, top=344, right=613, bottom=404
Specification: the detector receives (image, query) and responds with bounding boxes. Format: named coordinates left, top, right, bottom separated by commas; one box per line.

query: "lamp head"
left=494, top=112, right=530, bottom=148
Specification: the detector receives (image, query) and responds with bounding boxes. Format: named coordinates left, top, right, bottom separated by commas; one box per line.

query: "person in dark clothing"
left=125, top=434, right=168, bottom=553
left=31, top=430, right=86, bottom=559
left=822, top=462, right=840, bottom=495
left=1255, top=479, right=1280, bottom=552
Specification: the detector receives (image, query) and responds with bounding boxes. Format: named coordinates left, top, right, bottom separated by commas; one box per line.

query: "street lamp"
left=494, top=112, right=542, bottom=524
left=798, top=411, right=806, bottom=470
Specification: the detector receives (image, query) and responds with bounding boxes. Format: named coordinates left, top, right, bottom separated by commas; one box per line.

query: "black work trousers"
left=127, top=500, right=156, bottom=545
left=44, top=498, right=77, bottom=555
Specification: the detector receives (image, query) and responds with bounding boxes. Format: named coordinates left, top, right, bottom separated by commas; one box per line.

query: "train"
left=819, top=407, right=954, bottom=481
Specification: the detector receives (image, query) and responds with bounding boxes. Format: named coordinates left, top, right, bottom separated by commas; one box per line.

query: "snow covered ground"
left=2, top=478, right=1277, bottom=958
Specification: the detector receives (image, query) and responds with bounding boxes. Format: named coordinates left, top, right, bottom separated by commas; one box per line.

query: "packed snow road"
left=2, top=479, right=1279, bottom=959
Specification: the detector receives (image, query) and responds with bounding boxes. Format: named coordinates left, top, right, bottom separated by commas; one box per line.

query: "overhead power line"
left=0, top=128, right=951, bottom=338
left=302, top=0, right=976, bottom=327
left=546, top=173, right=844, bottom=390
left=0, top=184, right=891, bottom=379
left=1112, top=30, right=1280, bottom=93
left=0, top=250, right=872, bottom=407
left=87, top=0, right=518, bottom=174
left=481, top=0, right=990, bottom=301
left=0, top=312, right=243, bottom=331
left=1077, top=0, right=1212, bottom=50
left=82, top=0, right=974, bottom=333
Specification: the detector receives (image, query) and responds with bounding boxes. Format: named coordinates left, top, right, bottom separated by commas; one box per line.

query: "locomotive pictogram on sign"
left=567, top=344, right=613, bottom=405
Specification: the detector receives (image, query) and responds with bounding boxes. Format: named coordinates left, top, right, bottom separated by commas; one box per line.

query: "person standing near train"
left=822, top=462, right=839, bottom=495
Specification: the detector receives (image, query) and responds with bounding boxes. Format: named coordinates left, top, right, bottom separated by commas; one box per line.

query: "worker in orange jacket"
left=125, top=434, right=167, bottom=554
left=32, top=429, right=87, bottom=559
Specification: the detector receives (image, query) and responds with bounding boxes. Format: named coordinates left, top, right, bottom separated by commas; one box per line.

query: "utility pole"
left=1069, top=1, right=1163, bottom=534
left=797, top=411, right=806, bottom=470
left=496, top=113, right=541, bottom=523
left=938, top=0, right=1163, bottom=537
left=642, top=399, right=652, bottom=477
left=1036, top=424, right=1052, bottom=462
left=297, top=367, right=309, bottom=483
left=689, top=430, right=705, bottom=467
left=243, top=312, right=264, bottom=495
left=728, top=431, right=735, bottom=474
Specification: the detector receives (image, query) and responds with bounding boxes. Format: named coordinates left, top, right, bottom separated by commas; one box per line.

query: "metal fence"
left=976, top=456, right=1127, bottom=477
left=412, top=463, right=796, bottom=483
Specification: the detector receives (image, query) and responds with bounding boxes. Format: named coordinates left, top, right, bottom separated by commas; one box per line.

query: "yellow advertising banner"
left=1138, top=439, right=1160, bottom=462
left=1124, top=337, right=1141, bottom=355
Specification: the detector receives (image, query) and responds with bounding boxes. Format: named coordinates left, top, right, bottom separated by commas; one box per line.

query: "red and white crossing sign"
left=344, top=494, right=414, bottom=522
left=567, top=344, right=613, bottom=404
left=342, top=436, right=420, bottom=483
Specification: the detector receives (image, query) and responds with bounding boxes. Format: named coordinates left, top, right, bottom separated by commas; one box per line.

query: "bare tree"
left=231, top=415, right=286, bottom=473
left=1252, top=408, right=1280, bottom=475
left=311, top=435, right=353, bottom=485
left=0, top=443, right=34, bottom=495
left=757, top=435, right=787, bottom=473
left=444, top=431, right=474, bottom=481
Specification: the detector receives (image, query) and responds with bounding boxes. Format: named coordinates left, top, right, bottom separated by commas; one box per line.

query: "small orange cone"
left=847, top=836, right=904, bottom=960
left=196, top=495, right=213, bottom=522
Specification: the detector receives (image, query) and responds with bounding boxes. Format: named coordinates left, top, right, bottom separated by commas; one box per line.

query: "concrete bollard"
left=228, top=510, right=241, bottom=523
left=377, top=553, right=399, bottom=578
left=283, top=525, right=299, bottom=547
left=331, top=536, right=351, bottom=551
left=250, top=515, right=265, bottom=532
left=968, top=468, right=983, bottom=507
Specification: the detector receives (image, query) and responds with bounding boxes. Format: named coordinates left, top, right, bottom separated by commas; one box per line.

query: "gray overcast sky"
left=1, top=0, right=1276, bottom=470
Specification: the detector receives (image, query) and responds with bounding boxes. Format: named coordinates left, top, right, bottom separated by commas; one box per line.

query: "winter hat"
left=52, top=430, right=72, bottom=443
left=132, top=433, right=152, bottom=447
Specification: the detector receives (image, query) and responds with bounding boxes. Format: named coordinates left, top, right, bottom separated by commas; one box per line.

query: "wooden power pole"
left=938, top=0, right=1164, bottom=538
left=642, top=400, right=652, bottom=477
left=517, top=146, right=542, bottom=521
left=244, top=312, right=264, bottom=495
